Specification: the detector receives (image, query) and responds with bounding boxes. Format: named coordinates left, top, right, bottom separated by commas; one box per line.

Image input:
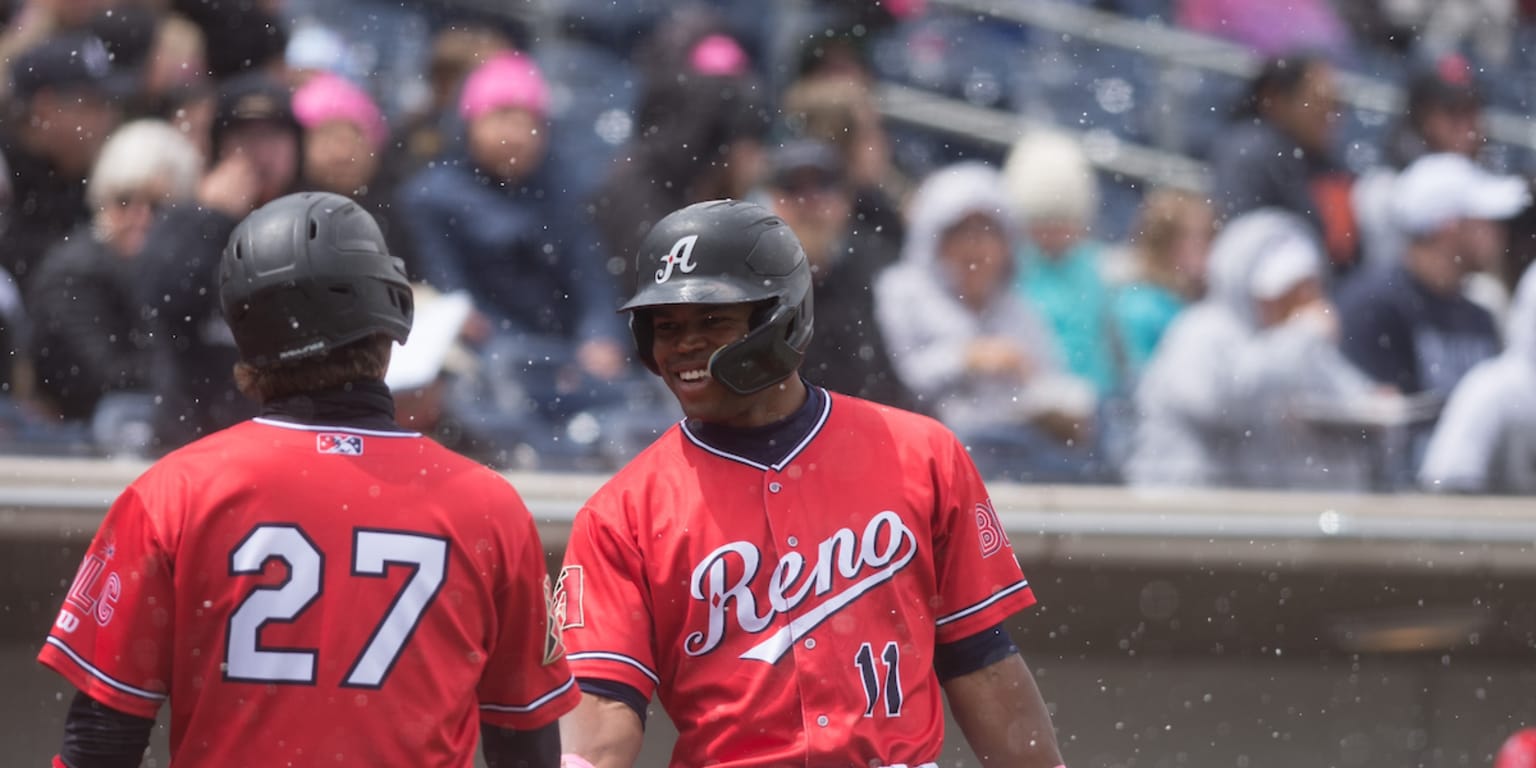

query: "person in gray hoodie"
left=1128, top=208, right=1393, bottom=490
left=1420, top=261, right=1536, bottom=494
left=875, top=162, right=1098, bottom=482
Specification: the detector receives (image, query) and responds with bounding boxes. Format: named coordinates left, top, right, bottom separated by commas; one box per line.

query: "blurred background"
left=3, top=0, right=1536, bottom=765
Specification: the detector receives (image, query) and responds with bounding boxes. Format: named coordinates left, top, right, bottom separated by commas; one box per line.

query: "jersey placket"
left=759, top=466, right=845, bottom=760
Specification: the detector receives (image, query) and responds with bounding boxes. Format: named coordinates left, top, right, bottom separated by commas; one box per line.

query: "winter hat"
left=458, top=52, right=548, bottom=122
left=1003, top=129, right=1099, bottom=226
left=293, top=73, right=388, bottom=151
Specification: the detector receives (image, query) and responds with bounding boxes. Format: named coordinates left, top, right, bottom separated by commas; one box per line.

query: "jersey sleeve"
left=477, top=493, right=581, bottom=731
left=930, top=432, right=1037, bottom=645
left=557, top=503, right=660, bottom=700
left=37, top=486, right=174, bottom=720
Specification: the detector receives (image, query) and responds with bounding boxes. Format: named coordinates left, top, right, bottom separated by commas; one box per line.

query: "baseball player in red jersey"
left=1499, top=728, right=1536, bottom=768
left=557, top=199, right=1065, bottom=767
left=36, top=192, right=579, bottom=768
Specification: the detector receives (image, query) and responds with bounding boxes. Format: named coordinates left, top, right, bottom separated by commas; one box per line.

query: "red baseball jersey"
left=39, top=418, right=579, bottom=767
left=559, top=391, right=1034, bottom=766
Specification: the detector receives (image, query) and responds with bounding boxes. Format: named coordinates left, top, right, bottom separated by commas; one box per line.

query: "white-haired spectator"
left=26, top=119, right=202, bottom=422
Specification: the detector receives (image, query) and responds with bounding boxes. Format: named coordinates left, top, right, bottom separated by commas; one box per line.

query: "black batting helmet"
left=622, top=199, right=814, bottom=395
left=220, top=191, right=412, bottom=367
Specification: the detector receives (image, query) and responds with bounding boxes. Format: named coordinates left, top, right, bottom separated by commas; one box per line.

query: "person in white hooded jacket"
left=1127, top=208, right=1393, bottom=490
left=1420, top=262, right=1536, bottom=494
left=875, top=162, right=1099, bottom=482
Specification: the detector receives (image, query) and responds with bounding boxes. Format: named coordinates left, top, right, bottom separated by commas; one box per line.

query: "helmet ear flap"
left=708, top=302, right=806, bottom=395
left=629, top=309, right=659, bottom=374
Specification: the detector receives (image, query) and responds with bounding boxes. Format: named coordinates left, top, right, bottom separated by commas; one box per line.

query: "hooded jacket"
left=874, top=163, right=1064, bottom=433
left=1127, top=209, right=1379, bottom=489
left=1419, top=263, right=1536, bottom=493
left=1125, top=209, right=1275, bottom=486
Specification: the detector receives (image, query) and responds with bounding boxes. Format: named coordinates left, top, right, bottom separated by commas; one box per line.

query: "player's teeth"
left=680, top=369, right=707, bottom=382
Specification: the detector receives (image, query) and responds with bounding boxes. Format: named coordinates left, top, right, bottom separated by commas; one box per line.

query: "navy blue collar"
left=681, top=382, right=831, bottom=471
left=260, top=379, right=409, bottom=433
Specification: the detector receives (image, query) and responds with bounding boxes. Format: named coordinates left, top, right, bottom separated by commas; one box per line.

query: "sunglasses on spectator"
left=111, top=192, right=167, bottom=212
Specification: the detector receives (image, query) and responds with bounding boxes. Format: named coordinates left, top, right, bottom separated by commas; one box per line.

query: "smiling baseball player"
left=556, top=199, right=1065, bottom=767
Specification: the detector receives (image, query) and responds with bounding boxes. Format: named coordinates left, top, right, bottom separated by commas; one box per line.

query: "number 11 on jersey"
left=855, top=641, right=903, bottom=718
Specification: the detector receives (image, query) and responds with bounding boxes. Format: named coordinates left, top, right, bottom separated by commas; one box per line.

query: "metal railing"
left=883, top=0, right=1536, bottom=190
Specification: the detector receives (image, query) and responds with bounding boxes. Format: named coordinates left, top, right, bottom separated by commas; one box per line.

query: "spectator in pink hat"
left=396, top=50, right=633, bottom=444
left=457, top=51, right=550, bottom=185
left=294, top=73, right=388, bottom=198
left=292, top=73, right=415, bottom=277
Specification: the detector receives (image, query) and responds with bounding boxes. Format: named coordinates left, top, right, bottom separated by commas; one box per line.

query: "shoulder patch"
left=552, top=565, right=585, bottom=631
left=542, top=574, right=566, bottom=666
left=975, top=500, right=1008, bottom=558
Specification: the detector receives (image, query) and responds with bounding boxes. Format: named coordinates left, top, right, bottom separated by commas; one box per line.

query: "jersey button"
left=804, top=638, right=816, bottom=649
left=787, top=536, right=798, bottom=547
left=768, top=481, right=783, bottom=493
left=816, top=715, right=829, bottom=727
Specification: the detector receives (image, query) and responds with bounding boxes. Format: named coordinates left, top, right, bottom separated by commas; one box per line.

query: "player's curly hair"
left=233, top=334, right=392, bottom=403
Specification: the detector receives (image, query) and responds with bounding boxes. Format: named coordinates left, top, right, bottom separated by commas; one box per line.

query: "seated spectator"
left=381, top=284, right=513, bottom=466
left=138, top=72, right=303, bottom=451
left=1112, top=188, right=1215, bottom=377
left=590, top=19, right=769, bottom=291
left=1210, top=52, right=1356, bottom=270
left=1355, top=54, right=1486, bottom=270
left=0, top=262, right=20, bottom=399
left=172, top=0, right=287, bottom=81
left=759, top=139, right=914, bottom=410
left=0, top=148, right=13, bottom=392
left=1, top=32, right=127, bottom=285
left=781, top=65, right=909, bottom=250
left=377, top=24, right=511, bottom=203
left=1229, top=221, right=1399, bottom=491
left=396, top=52, right=630, bottom=429
left=1339, top=153, right=1526, bottom=398
left=27, top=119, right=201, bottom=422
left=292, top=72, right=415, bottom=276
left=1127, top=209, right=1294, bottom=488
left=876, top=162, right=1098, bottom=483
left=1003, top=130, right=1122, bottom=396
left=142, top=12, right=208, bottom=123
left=1419, top=262, right=1536, bottom=494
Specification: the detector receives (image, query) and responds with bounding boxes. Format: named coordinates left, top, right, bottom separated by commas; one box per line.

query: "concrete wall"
left=3, top=457, right=1533, bottom=767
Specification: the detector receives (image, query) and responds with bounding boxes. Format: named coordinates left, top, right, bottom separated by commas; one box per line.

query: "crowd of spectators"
left=2, top=0, right=1535, bottom=495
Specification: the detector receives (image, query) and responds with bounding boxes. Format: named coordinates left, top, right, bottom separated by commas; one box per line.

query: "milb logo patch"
left=316, top=433, right=364, bottom=455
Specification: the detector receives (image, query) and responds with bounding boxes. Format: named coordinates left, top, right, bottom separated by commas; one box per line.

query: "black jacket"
left=136, top=204, right=255, bottom=450
left=0, top=138, right=89, bottom=285
left=26, top=227, right=151, bottom=420
left=800, top=225, right=917, bottom=412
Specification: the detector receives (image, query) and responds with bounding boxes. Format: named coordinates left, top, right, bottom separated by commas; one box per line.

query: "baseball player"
left=37, top=192, right=578, bottom=767
left=1499, top=728, right=1536, bottom=768
left=557, top=199, right=1065, bottom=767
